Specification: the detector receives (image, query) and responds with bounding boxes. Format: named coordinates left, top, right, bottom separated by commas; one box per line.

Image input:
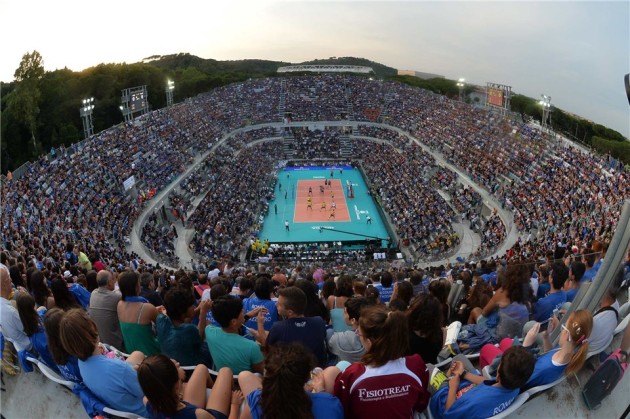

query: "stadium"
left=1, top=67, right=629, bottom=419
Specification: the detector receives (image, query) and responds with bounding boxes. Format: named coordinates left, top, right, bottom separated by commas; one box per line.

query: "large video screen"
left=488, top=87, right=504, bottom=107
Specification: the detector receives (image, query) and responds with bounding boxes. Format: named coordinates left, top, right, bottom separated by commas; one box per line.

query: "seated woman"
left=138, top=354, right=239, bottom=419
left=327, top=296, right=374, bottom=363
left=30, top=270, right=55, bottom=310
left=321, top=306, right=430, bottom=418
left=43, top=308, right=82, bottom=383
left=407, top=294, right=444, bottom=365
left=327, top=275, right=354, bottom=332
left=463, top=264, right=530, bottom=350
left=389, top=280, right=414, bottom=311
left=59, top=308, right=148, bottom=417
left=16, top=293, right=57, bottom=370
left=456, top=276, right=492, bottom=324
left=429, top=279, right=451, bottom=326
left=50, top=277, right=82, bottom=311
left=479, top=309, right=593, bottom=391
left=117, top=270, right=160, bottom=356
left=238, top=344, right=343, bottom=419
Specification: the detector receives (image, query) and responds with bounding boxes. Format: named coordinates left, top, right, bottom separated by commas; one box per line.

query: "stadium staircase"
left=282, top=129, right=295, bottom=159
left=378, top=92, right=396, bottom=123
left=339, top=135, right=353, bottom=158
left=345, top=87, right=354, bottom=121
left=278, top=79, right=286, bottom=119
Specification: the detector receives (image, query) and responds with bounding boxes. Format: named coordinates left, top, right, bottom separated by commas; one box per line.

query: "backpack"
left=581, top=349, right=628, bottom=410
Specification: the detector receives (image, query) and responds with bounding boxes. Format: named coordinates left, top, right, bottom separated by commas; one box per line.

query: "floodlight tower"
left=166, top=80, right=175, bottom=107
left=119, top=103, right=132, bottom=123
left=79, top=98, right=95, bottom=139
left=457, top=78, right=466, bottom=102
left=539, top=94, right=552, bottom=134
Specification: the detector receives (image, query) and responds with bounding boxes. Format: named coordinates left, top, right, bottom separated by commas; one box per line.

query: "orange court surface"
left=294, top=179, right=351, bottom=222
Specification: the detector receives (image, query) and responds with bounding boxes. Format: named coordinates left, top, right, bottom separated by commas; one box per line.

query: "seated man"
left=533, top=262, right=568, bottom=322
left=88, top=270, right=124, bottom=351
left=156, top=288, right=210, bottom=367
left=205, top=296, right=264, bottom=374
left=588, top=284, right=621, bottom=355
left=429, top=347, right=535, bottom=418
left=266, top=286, right=327, bottom=367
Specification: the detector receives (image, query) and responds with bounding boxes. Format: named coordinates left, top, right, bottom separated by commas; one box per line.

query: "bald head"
left=1, top=263, right=12, bottom=297
left=96, top=270, right=113, bottom=289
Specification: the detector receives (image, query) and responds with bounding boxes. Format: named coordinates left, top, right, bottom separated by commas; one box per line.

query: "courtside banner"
left=286, top=165, right=353, bottom=171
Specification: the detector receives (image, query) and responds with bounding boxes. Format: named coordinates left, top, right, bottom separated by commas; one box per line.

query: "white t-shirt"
left=589, top=301, right=619, bottom=353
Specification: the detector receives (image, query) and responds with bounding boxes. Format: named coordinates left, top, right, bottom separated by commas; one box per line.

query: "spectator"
left=266, top=287, right=327, bottom=367
left=117, top=270, right=160, bottom=356
left=373, top=272, right=394, bottom=305
left=242, top=276, right=278, bottom=332
left=88, top=270, right=124, bottom=351
left=564, top=261, right=586, bottom=302
left=157, top=288, right=210, bottom=367
left=429, top=346, right=535, bottom=418
left=43, top=308, right=82, bottom=383
left=238, top=344, right=343, bottom=419
left=140, top=272, right=163, bottom=307
left=407, top=294, right=444, bottom=364
left=30, top=270, right=55, bottom=310
left=138, top=354, right=238, bottom=419
left=533, top=262, right=568, bottom=322
left=295, top=279, right=329, bottom=323
left=205, top=297, right=264, bottom=374
left=16, top=293, right=57, bottom=369
left=327, top=296, right=374, bottom=363
left=331, top=306, right=430, bottom=418
left=0, top=263, right=32, bottom=353
left=50, top=277, right=81, bottom=311
left=59, top=309, right=147, bottom=417
left=327, top=275, right=354, bottom=332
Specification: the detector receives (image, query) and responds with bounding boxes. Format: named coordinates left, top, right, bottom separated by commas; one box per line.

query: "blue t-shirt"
left=247, top=388, right=343, bottom=419
left=58, top=355, right=83, bottom=383
left=267, top=317, right=327, bottom=367
left=533, top=291, right=567, bottom=322
left=565, top=288, right=578, bottom=303
left=79, top=355, right=147, bottom=417
left=523, top=348, right=566, bottom=390
left=242, top=297, right=278, bottom=331
left=430, top=379, right=519, bottom=419
left=375, top=284, right=393, bottom=304
left=581, top=267, right=597, bottom=283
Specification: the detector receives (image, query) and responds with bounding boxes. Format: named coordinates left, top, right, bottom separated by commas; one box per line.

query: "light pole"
left=166, top=80, right=174, bottom=107
left=539, top=94, right=552, bottom=134
left=456, top=78, right=465, bottom=102
left=79, top=98, right=95, bottom=139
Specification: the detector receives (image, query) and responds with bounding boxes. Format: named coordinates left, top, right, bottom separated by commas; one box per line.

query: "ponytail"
left=564, top=309, right=593, bottom=375
left=360, top=306, right=409, bottom=367
left=565, top=341, right=589, bottom=375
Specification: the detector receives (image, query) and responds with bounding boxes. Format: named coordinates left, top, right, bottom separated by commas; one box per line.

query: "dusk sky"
left=1, top=0, right=628, bottom=137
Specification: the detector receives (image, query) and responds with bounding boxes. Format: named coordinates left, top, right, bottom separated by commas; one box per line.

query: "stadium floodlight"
left=540, top=94, right=552, bottom=134
left=456, top=78, right=466, bottom=101
left=119, top=103, right=132, bottom=123
left=79, top=97, right=95, bottom=139
left=166, top=79, right=175, bottom=107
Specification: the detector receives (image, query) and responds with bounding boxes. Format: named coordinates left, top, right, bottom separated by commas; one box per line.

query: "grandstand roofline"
left=277, top=65, right=374, bottom=74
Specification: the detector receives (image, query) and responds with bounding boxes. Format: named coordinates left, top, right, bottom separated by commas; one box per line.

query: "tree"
left=10, top=51, right=45, bottom=154
left=14, top=51, right=45, bottom=82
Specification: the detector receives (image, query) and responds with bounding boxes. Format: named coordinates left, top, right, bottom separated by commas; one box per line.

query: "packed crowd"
left=291, top=127, right=344, bottom=159
left=187, top=142, right=283, bottom=263
left=356, top=140, right=458, bottom=255
left=2, top=242, right=628, bottom=418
